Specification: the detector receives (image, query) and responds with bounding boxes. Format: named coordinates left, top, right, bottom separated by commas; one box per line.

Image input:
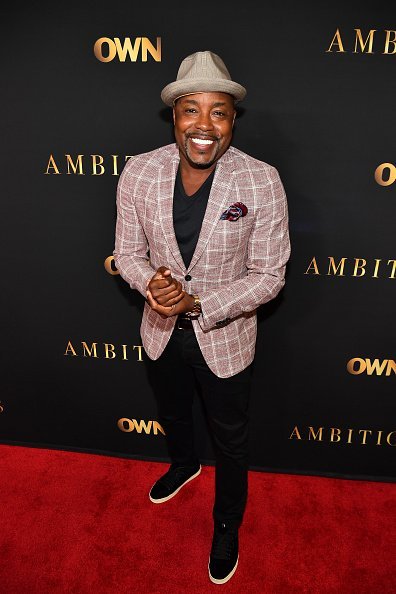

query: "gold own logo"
left=347, top=358, right=396, bottom=376
left=94, top=37, right=161, bottom=62
left=375, top=163, right=396, bottom=186
left=117, top=418, right=165, bottom=435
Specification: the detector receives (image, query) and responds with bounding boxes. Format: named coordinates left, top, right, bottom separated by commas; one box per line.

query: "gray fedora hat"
left=161, top=50, right=247, bottom=106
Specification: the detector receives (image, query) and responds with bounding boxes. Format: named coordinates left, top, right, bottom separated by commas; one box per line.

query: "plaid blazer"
left=114, top=143, right=290, bottom=378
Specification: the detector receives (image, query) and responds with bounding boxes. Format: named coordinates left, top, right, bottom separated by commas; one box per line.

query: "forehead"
left=175, top=92, right=235, bottom=108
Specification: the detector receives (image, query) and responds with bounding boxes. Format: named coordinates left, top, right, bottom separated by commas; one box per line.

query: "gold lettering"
left=81, top=342, right=98, bottom=358
left=372, top=259, right=381, bottom=278
left=365, top=358, right=388, bottom=376
left=104, top=343, right=116, bottom=359
left=114, top=37, right=141, bottom=62
left=133, top=419, right=152, bottom=434
left=330, top=427, right=341, bottom=442
left=112, top=155, right=119, bottom=176
left=45, top=154, right=61, bottom=175
left=352, top=258, right=366, bottom=277
left=347, top=357, right=366, bottom=375
left=376, top=430, right=383, bottom=446
left=353, top=29, right=376, bottom=53
left=304, top=257, right=320, bottom=275
left=327, top=257, right=346, bottom=276
left=386, top=431, right=396, bottom=446
left=122, top=345, right=128, bottom=360
left=104, top=256, right=119, bottom=275
left=91, top=155, right=105, bottom=175
left=117, top=418, right=164, bottom=434
left=117, top=418, right=133, bottom=432
left=359, top=429, right=372, bottom=445
left=64, top=341, right=77, bottom=356
left=386, top=360, right=396, bottom=376
left=289, top=426, right=302, bottom=440
left=374, top=163, right=396, bottom=186
left=347, top=428, right=353, bottom=444
left=152, top=421, right=166, bottom=435
left=308, top=426, right=323, bottom=441
left=66, top=154, right=84, bottom=175
left=141, top=37, right=161, bottom=62
left=94, top=37, right=117, bottom=62
left=387, top=260, right=396, bottom=279
left=383, top=30, right=396, bottom=54
left=326, top=28, right=345, bottom=52
left=133, top=345, right=144, bottom=361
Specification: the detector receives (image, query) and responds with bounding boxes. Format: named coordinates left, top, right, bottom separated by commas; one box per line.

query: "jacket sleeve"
left=113, top=164, right=155, bottom=298
left=198, top=167, right=291, bottom=331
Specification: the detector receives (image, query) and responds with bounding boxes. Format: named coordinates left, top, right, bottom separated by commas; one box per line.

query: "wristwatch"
left=185, top=294, right=201, bottom=319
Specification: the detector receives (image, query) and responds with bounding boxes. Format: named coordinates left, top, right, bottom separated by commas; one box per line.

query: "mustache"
left=185, top=133, right=219, bottom=141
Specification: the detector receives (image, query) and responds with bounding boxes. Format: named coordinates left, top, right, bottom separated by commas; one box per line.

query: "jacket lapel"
left=188, top=151, right=235, bottom=272
left=157, top=148, right=186, bottom=273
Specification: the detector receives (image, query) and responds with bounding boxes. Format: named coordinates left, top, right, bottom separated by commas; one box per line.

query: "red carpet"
left=0, top=445, right=394, bottom=593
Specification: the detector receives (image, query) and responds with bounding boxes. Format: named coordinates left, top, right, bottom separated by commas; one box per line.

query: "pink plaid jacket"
left=114, top=143, right=290, bottom=378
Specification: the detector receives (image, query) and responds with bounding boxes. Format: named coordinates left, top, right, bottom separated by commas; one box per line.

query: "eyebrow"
left=181, top=99, right=228, bottom=107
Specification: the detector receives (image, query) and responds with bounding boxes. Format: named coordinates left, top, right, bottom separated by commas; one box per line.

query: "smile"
left=190, top=138, right=215, bottom=146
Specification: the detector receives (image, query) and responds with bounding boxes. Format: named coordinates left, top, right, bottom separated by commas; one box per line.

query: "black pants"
left=146, top=324, right=252, bottom=527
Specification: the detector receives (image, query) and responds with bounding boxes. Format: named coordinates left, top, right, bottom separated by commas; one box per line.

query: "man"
left=113, top=50, right=290, bottom=585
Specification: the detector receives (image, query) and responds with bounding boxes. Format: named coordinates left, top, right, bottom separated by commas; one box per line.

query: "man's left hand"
left=146, top=289, right=195, bottom=318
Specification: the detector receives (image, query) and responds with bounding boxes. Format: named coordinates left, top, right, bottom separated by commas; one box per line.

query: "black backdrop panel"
left=1, top=2, right=395, bottom=480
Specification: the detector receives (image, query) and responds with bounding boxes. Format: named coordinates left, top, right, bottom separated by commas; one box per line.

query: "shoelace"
left=211, top=525, right=237, bottom=560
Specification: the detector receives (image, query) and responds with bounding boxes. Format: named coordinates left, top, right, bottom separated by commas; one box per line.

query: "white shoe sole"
left=149, top=465, right=202, bottom=504
left=208, top=554, right=239, bottom=585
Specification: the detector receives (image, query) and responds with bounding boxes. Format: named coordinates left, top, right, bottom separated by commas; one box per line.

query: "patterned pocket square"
left=220, top=202, right=248, bottom=221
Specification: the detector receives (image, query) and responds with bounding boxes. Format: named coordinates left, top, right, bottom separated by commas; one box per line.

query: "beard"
left=183, top=136, right=221, bottom=169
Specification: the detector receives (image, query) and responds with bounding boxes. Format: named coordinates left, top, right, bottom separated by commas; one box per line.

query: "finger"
left=156, top=290, right=185, bottom=306
left=151, top=278, right=182, bottom=296
left=157, top=266, right=171, bottom=277
left=147, top=290, right=174, bottom=317
left=149, top=278, right=174, bottom=293
left=150, top=267, right=172, bottom=286
left=146, top=289, right=158, bottom=310
left=159, top=292, right=185, bottom=307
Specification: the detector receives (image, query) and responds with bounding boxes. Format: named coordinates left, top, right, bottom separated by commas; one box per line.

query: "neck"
left=179, top=153, right=216, bottom=182
left=178, top=154, right=216, bottom=197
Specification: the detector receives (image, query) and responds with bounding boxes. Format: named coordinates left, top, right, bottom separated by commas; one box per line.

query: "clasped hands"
left=146, top=266, right=195, bottom=318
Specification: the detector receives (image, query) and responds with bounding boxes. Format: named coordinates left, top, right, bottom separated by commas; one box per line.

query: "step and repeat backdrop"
left=1, top=2, right=395, bottom=480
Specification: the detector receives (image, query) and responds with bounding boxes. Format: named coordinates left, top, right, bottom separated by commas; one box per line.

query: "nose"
left=195, top=110, right=213, bottom=132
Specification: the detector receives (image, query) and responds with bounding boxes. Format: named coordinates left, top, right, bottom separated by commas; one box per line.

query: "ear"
left=172, top=106, right=176, bottom=125
left=232, top=110, right=236, bottom=126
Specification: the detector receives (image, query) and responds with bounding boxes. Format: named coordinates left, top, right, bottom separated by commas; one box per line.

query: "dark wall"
left=1, top=2, right=395, bottom=480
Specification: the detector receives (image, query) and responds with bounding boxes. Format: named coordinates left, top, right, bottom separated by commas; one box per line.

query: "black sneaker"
left=149, top=463, right=201, bottom=503
left=208, top=521, right=239, bottom=584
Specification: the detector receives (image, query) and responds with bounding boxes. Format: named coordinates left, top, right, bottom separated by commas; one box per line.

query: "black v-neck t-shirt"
left=173, top=166, right=216, bottom=270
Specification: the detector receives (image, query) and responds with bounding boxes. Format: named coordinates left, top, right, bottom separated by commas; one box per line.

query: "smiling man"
left=113, top=51, right=290, bottom=585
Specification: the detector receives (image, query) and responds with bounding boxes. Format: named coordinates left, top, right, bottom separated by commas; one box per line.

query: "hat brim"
left=161, top=78, right=247, bottom=106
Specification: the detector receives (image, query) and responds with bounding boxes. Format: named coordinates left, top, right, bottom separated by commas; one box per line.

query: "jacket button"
left=185, top=274, right=192, bottom=281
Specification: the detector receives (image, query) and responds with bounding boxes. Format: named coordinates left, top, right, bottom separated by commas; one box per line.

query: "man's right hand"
left=147, top=266, right=185, bottom=307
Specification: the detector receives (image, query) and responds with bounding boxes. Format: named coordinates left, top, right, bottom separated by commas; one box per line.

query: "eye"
left=213, top=111, right=226, bottom=117
left=185, top=108, right=197, bottom=113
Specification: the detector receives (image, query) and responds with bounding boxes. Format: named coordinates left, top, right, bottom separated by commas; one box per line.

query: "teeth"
left=191, top=138, right=214, bottom=145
